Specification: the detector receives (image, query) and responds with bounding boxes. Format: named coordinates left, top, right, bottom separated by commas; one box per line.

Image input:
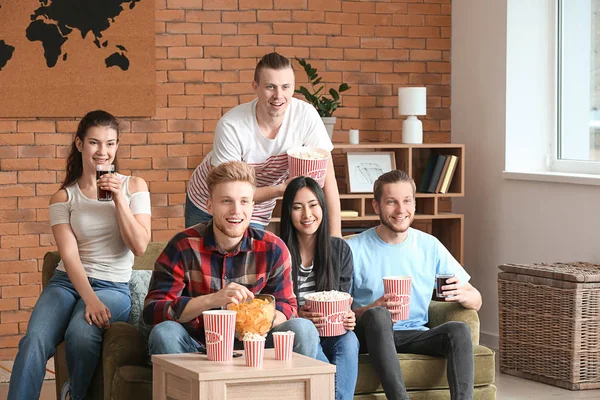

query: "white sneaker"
left=60, top=381, right=70, bottom=400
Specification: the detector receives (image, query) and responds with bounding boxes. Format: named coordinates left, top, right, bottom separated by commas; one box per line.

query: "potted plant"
left=294, top=57, right=350, bottom=139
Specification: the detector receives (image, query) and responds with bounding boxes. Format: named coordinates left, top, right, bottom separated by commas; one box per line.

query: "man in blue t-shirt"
left=348, top=169, right=482, bottom=400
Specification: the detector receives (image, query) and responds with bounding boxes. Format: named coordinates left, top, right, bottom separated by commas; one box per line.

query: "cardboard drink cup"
left=287, top=146, right=330, bottom=187
left=383, top=276, right=412, bottom=321
left=273, top=331, right=295, bottom=360
left=304, top=292, right=351, bottom=337
left=243, top=339, right=265, bottom=368
left=202, top=310, right=236, bottom=361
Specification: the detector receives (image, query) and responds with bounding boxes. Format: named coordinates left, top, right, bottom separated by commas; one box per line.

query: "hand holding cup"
left=96, top=164, right=116, bottom=201
left=438, top=275, right=468, bottom=303
left=383, top=276, right=412, bottom=322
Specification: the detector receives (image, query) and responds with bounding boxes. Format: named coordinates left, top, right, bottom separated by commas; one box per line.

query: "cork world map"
left=0, top=0, right=155, bottom=117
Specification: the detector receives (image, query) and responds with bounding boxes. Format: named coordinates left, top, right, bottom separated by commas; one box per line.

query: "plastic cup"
left=436, top=274, right=455, bottom=299
left=243, top=339, right=265, bottom=367
left=202, top=310, right=236, bottom=361
left=273, top=331, right=295, bottom=360
left=96, top=164, right=115, bottom=201
left=383, top=276, right=412, bottom=321
left=287, top=146, right=330, bottom=187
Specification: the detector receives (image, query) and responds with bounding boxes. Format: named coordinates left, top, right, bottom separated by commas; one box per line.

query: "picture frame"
left=346, top=152, right=397, bottom=193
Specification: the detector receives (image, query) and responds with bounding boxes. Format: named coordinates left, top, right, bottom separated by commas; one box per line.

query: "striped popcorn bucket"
left=383, top=276, right=412, bottom=322
left=287, top=146, right=330, bottom=187
left=243, top=339, right=265, bottom=368
left=305, top=294, right=351, bottom=337
left=202, top=310, right=237, bottom=361
left=273, top=331, right=295, bottom=361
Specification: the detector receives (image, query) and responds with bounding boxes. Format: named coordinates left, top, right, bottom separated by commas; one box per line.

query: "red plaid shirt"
left=143, top=222, right=297, bottom=341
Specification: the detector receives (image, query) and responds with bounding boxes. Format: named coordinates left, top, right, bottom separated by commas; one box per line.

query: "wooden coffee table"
left=152, top=349, right=336, bottom=400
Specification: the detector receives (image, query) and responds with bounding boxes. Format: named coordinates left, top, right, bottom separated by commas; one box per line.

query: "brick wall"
left=0, top=0, right=451, bottom=359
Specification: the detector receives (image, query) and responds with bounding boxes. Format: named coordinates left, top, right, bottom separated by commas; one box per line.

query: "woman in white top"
left=8, top=110, right=152, bottom=400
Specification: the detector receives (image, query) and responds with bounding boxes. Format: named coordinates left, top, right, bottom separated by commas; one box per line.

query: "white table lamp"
left=398, top=87, right=427, bottom=144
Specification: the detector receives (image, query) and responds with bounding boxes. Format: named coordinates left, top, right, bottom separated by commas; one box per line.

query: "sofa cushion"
left=355, top=345, right=495, bottom=394
left=111, top=365, right=152, bottom=400
left=127, top=270, right=152, bottom=329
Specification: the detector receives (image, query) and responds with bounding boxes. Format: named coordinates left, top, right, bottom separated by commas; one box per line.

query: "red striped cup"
left=202, top=310, right=237, bottom=361
left=243, top=339, right=265, bottom=368
left=273, top=331, right=295, bottom=360
left=304, top=291, right=352, bottom=337
left=287, top=146, right=330, bottom=187
left=383, top=276, right=412, bottom=322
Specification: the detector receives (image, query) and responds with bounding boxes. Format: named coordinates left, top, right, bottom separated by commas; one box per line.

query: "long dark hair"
left=62, top=110, right=120, bottom=189
left=280, top=176, right=336, bottom=295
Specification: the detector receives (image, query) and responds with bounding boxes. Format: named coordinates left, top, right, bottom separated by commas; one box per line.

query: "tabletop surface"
left=152, top=349, right=336, bottom=381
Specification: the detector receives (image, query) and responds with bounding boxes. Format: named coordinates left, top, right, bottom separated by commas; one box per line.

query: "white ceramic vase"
left=321, top=116, right=336, bottom=139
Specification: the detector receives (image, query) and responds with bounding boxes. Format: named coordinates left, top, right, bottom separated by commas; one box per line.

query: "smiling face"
left=208, top=180, right=255, bottom=243
left=290, top=187, right=323, bottom=238
left=252, top=66, right=295, bottom=120
left=76, top=125, right=119, bottom=175
left=373, top=181, right=416, bottom=238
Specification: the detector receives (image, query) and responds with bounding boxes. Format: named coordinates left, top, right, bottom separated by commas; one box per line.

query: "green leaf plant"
left=294, top=57, right=351, bottom=118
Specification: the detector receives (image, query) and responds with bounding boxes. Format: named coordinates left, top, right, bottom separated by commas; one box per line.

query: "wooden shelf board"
left=275, top=193, right=463, bottom=200
left=270, top=213, right=463, bottom=223
left=333, top=143, right=464, bottom=150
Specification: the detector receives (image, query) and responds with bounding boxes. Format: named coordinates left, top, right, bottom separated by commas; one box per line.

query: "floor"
left=1, top=361, right=600, bottom=399
left=495, top=372, right=600, bottom=399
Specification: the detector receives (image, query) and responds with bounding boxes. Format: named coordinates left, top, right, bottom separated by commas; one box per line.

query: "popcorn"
left=243, top=332, right=266, bottom=341
left=290, top=150, right=328, bottom=160
left=287, top=146, right=330, bottom=187
left=304, top=290, right=351, bottom=302
left=304, top=291, right=352, bottom=337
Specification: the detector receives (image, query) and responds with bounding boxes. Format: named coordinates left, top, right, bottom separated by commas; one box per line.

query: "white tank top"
left=49, top=174, right=151, bottom=283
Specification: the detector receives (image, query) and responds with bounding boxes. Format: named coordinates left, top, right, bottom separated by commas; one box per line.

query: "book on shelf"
left=438, top=155, right=458, bottom=194
left=418, top=154, right=438, bottom=193
left=426, top=155, right=447, bottom=193
left=418, top=154, right=459, bottom=194
left=435, top=156, right=452, bottom=193
left=340, top=210, right=359, bottom=217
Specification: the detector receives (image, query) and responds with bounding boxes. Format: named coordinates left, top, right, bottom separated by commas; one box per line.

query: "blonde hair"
left=206, top=161, right=256, bottom=196
left=373, top=170, right=416, bottom=203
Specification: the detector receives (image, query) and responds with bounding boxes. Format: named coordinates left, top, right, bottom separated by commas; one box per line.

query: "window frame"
left=551, top=0, right=600, bottom=175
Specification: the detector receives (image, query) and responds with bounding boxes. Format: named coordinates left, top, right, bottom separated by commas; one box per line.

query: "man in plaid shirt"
left=143, top=161, right=320, bottom=357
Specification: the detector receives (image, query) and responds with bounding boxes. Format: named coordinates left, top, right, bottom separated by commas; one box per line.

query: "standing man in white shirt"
left=186, top=52, right=342, bottom=236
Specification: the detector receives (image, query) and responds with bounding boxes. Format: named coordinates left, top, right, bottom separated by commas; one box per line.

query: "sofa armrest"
left=42, top=251, right=61, bottom=288
left=102, top=322, right=149, bottom=400
left=427, top=301, right=480, bottom=345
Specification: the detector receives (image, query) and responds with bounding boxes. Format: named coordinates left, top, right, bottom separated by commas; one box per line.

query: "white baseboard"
left=480, top=331, right=498, bottom=351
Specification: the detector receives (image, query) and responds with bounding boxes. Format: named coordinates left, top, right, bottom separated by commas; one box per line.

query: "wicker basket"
left=498, top=262, right=600, bottom=390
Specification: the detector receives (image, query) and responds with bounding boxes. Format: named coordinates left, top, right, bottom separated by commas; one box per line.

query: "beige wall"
left=452, top=0, right=600, bottom=348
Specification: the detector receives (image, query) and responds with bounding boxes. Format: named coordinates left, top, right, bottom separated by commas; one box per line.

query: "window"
left=554, top=0, right=600, bottom=174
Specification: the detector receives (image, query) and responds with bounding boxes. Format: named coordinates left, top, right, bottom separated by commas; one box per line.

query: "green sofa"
left=42, top=242, right=496, bottom=400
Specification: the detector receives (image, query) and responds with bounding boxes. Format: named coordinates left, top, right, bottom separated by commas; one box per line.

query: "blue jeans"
left=316, top=331, right=360, bottom=400
left=8, top=270, right=131, bottom=400
left=185, top=194, right=265, bottom=230
left=149, top=318, right=321, bottom=359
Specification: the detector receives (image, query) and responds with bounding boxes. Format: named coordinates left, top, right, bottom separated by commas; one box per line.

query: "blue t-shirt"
left=348, top=227, right=470, bottom=331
